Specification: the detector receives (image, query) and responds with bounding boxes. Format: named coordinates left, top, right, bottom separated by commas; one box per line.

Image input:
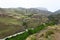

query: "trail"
left=0, top=29, right=28, bottom=40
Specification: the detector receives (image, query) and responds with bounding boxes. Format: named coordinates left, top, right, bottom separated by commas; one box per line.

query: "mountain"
left=0, top=7, right=52, bottom=38
left=35, top=7, right=48, bottom=11
left=54, top=10, right=60, bottom=14
left=48, top=10, right=60, bottom=24
left=0, top=7, right=59, bottom=40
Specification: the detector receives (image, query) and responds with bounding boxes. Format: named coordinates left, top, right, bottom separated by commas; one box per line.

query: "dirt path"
left=0, top=29, right=28, bottom=40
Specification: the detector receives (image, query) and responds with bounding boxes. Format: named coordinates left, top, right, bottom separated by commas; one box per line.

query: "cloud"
left=0, top=0, right=60, bottom=11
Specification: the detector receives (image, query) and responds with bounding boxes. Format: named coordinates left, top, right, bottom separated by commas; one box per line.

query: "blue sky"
left=0, top=0, right=60, bottom=12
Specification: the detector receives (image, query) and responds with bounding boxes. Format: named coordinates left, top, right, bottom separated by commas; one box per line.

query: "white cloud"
left=0, top=0, right=60, bottom=11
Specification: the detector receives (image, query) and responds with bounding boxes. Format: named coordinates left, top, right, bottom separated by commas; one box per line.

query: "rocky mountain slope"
left=26, top=9, right=60, bottom=40
left=0, top=7, right=51, bottom=38
left=0, top=7, right=60, bottom=39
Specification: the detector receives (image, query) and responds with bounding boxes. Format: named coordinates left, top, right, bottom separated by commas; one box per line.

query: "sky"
left=0, top=0, right=60, bottom=12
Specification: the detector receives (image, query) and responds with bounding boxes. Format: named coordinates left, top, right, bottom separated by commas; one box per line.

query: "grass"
left=0, top=17, right=22, bottom=25
left=5, top=21, right=56, bottom=40
left=0, top=17, right=24, bottom=38
left=0, top=15, right=56, bottom=39
left=0, top=25, right=25, bottom=38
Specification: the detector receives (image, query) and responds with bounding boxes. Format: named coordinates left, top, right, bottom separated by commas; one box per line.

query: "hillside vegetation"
left=26, top=24, right=60, bottom=40
left=0, top=7, right=60, bottom=40
left=0, top=8, right=50, bottom=38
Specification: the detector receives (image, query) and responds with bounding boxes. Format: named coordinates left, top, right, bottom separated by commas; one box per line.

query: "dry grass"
left=26, top=24, right=60, bottom=40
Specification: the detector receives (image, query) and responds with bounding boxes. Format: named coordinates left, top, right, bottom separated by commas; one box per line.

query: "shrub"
left=45, top=30, right=54, bottom=38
